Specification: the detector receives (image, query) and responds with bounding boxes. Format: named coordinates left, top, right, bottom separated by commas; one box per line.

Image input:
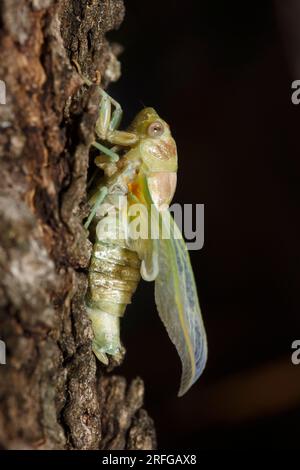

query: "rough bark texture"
left=0, top=0, right=156, bottom=450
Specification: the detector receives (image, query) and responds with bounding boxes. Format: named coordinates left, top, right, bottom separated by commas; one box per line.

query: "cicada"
left=80, top=69, right=207, bottom=396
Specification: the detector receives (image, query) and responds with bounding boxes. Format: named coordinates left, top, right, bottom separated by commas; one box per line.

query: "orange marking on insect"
left=128, top=181, right=142, bottom=200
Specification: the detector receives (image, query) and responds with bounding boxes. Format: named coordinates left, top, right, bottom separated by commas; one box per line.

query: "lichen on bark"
left=0, top=0, right=156, bottom=450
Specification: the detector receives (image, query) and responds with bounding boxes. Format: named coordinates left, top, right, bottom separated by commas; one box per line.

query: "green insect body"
left=80, top=69, right=207, bottom=396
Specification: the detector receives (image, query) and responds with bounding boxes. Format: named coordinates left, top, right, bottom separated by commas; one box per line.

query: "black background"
left=108, top=0, right=300, bottom=449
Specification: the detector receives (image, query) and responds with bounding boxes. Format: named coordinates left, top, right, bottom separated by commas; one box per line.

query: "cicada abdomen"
left=85, top=205, right=141, bottom=364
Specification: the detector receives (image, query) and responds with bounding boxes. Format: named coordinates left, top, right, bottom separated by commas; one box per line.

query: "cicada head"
left=129, top=108, right=178, bottom=209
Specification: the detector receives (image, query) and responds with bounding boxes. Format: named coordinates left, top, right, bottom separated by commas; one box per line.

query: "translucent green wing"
left=154, top=208, right=207, bottom=396
left=131, top=172, right=207, bottom=395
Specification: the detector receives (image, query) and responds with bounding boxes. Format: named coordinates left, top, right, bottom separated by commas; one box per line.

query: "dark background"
left=108, top=0, right=300, bottom=449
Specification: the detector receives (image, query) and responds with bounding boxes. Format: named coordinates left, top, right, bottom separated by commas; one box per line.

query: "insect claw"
left=92, top=343, right=109, bottom=365
left=72, top=59, right=92, bottom=86
left=95, top=70, right=101, bottom=85
left=72, top=59, right=102, bottom=87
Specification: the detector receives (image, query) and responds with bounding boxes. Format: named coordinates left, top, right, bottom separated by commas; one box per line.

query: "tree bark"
left=0, top=0, right=156, bottom=450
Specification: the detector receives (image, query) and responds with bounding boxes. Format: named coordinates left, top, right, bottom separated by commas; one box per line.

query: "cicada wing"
left=154, top=209, right=207, bottom=396
left=127, top=190, right=159, bottom=281
left=132, top=236, right=159, bottom=282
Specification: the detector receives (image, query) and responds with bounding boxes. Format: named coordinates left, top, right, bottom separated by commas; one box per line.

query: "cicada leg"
left=92, top=141, right=119, bottom=162
left=73, top=59, right=138, bottom=147
left=84, top=186, right=108, bottom=230
left=95, top=89, right=138, bottom=146
left=91, top=90, right=137, bottom=177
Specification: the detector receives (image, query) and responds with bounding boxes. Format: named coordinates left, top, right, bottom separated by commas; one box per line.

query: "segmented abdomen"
left=86, top=237, right=141, bottom=364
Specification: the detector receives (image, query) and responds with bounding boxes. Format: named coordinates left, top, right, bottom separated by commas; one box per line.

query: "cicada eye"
left=147, top=121, right=164, bottom=138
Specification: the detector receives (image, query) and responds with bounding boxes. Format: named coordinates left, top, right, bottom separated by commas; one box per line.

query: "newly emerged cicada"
left=78, top=66, right=207, bottom=396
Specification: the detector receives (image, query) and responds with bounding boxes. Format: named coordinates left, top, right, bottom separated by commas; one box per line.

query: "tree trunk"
left=0, top=0, right=156, bottom=450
